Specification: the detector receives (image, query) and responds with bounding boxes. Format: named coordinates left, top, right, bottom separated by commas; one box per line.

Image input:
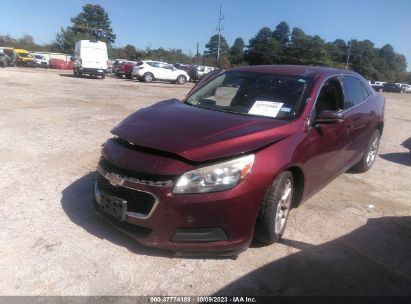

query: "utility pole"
left=346, top=38, right=352, bottom=70
left=196, top=42, right=200, bottom=64
left=216, top=5, right=224, bottom=63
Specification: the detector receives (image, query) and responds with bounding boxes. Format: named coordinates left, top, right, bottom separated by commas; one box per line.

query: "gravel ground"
left=0, top=67, right=410, bottom=296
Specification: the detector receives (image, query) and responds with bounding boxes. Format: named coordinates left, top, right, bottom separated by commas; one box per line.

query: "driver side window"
left=315, top=77, right=344, bottom=117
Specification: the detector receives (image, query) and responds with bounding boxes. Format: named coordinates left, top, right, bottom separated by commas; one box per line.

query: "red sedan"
left=94, top=65, right=384, bottom=255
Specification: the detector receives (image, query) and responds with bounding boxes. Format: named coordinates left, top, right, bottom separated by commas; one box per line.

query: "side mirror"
left=314, top=110, right=344, bottom=124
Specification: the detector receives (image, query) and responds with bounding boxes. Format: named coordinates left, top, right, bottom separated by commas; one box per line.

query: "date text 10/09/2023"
left=149, top=296, right=257, bottom=303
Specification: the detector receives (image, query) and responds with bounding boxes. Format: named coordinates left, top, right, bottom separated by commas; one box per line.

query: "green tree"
left=272, top=21, right=290, bottom=47
left=283, top=27, right=331, bottom=66
left=204, top=34, right=229, bottom=59
left=378, top=44, right=407, bottom=81
left=326, top=39, right=347, bottom=67
left=229, top=37, right=245, bottom=65
left=54, top=4, right=116, bottom=53
left=109, top=44, right=143, bottom=60
left=246, top=27, right=280, bottom=65
left=348, top=40, right=380, bottom=80
left=272, top=21, right=290, bottom=63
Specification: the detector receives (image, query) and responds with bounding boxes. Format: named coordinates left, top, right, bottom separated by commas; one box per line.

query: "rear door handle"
left=345, top=124, right=354, bottom=133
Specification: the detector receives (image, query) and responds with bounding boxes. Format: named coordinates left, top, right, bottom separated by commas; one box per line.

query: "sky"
left=1, top=0, right=410, bottom=70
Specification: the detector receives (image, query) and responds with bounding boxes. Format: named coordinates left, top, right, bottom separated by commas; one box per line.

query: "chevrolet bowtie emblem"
left=105, top=172, right=125, bottom=186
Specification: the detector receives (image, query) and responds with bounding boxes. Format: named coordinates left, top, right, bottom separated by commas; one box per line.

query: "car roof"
left=143, top=60, right=169, bottom=64
left=15, top=49, right=29, bottom=53
left=229, top=65, right=357, bottom=79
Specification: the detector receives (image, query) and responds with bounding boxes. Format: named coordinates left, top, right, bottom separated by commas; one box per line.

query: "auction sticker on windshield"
left=248, top=101, right=284, bottom=117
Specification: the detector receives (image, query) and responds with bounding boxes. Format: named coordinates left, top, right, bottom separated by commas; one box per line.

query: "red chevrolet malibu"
left=94, top=65, right=384, bottom=255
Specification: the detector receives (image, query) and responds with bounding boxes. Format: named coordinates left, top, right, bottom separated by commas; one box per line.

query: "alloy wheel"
left=274, top=178, right=292, bottom=234
left=366, top=135, right=379, bottom=166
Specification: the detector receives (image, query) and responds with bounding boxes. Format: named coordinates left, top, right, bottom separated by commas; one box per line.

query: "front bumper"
left=77, top=67, right=107, bottom=75
left=93, top=163, right=265, bottom=255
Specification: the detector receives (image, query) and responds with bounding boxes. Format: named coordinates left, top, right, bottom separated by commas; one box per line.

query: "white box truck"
left=73, top=40, right=108, bottom=79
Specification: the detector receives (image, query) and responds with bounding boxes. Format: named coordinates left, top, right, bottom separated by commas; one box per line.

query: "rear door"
left=303, top=76, right=351, bottom=195
left=157, top=63, right=175, bottom=80
left=341, top=75, right=373, bottom=165
left=81, top=44, right=107, bottom=70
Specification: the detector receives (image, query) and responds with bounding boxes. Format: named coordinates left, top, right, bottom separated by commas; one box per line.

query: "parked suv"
left=370, top=81, right=385, bottom=92
left=112, top=59, right=128, bottom=75
left=191, top=65, right=217, bottom=82
left=132, top=61, right=190, bottom=84
left=94, top=65, right=384, bottom=255
left=383, top=82, right=403, bottom=93
left=32, top=54, right=49, bottom=68
left=114, top=61, right=137, bottom=79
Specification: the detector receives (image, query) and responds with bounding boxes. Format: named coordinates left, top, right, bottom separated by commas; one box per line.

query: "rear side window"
left=343, top=76, right=368, bottom=108
left=147, top=62, right=161, bottom=68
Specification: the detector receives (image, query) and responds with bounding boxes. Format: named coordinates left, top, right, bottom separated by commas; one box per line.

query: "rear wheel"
left=352, top=129, right=380, bottom=172
left=254, top=171, right=294, bottom=244
left=143, top=72, right=154, bottom=83
left=176, top=75, right=187, bottom=85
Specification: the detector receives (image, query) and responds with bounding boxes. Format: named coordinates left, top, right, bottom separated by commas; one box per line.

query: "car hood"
left=111, top=99, right=293, bottom=162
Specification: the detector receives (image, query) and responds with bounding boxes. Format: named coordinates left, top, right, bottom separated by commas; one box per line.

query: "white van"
left=73, top=40, right=108, bottom=79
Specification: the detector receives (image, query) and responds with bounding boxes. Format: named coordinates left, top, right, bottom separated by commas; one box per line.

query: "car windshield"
left=18, top=52, right=30, bottom=58
left=186, top=72, right=313, bottom=120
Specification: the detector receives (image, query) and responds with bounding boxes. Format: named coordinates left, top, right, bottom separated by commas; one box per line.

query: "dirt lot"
left=0, top=67, right=410, bottom=296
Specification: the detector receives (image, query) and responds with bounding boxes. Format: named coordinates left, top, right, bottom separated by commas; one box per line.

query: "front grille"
left=97, top=175, right=156, bottom=216
left=99, top=157, right=175, bottom=184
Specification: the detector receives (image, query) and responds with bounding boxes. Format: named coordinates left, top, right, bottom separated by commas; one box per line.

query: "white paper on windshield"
left=248, top=101, right=284, bottom=117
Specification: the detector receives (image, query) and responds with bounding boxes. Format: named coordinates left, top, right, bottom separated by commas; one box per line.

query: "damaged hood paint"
left=111, top=99, right=293, bottom=162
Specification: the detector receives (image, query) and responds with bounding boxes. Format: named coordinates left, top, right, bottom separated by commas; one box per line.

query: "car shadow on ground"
left=61, top=172, right=175, bottom=258
left=379, top=153, right=411, bottom=166
left=213, top=216, right=411, bottom=296
left=379, top=137, right=411, bottom=167
left=59, top=73, right=104, bottom=79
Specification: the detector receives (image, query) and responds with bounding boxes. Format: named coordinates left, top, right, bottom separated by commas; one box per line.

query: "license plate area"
left=100, top=192, right=127, bottom=221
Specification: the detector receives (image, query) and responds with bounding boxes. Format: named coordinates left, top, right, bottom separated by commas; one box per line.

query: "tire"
left=143, top=72, right=154, bottom=83
left=254, top=171, right=294, bottom=244
left=126, top=74, right=132, bottom=79
left=101, top=74, right=105, bottom=79
left=352, top=129, right=380, bottom=173
left=176, top=75, right=187, bottom=85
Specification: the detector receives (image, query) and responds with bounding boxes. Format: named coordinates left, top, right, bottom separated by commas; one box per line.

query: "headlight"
left=173, top=154, right=255, bottom=194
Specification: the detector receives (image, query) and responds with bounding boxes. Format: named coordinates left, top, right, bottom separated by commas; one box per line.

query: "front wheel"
left=254, top=171, right=294, bottom=244
left=352, top=129, right=380, bottom=172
